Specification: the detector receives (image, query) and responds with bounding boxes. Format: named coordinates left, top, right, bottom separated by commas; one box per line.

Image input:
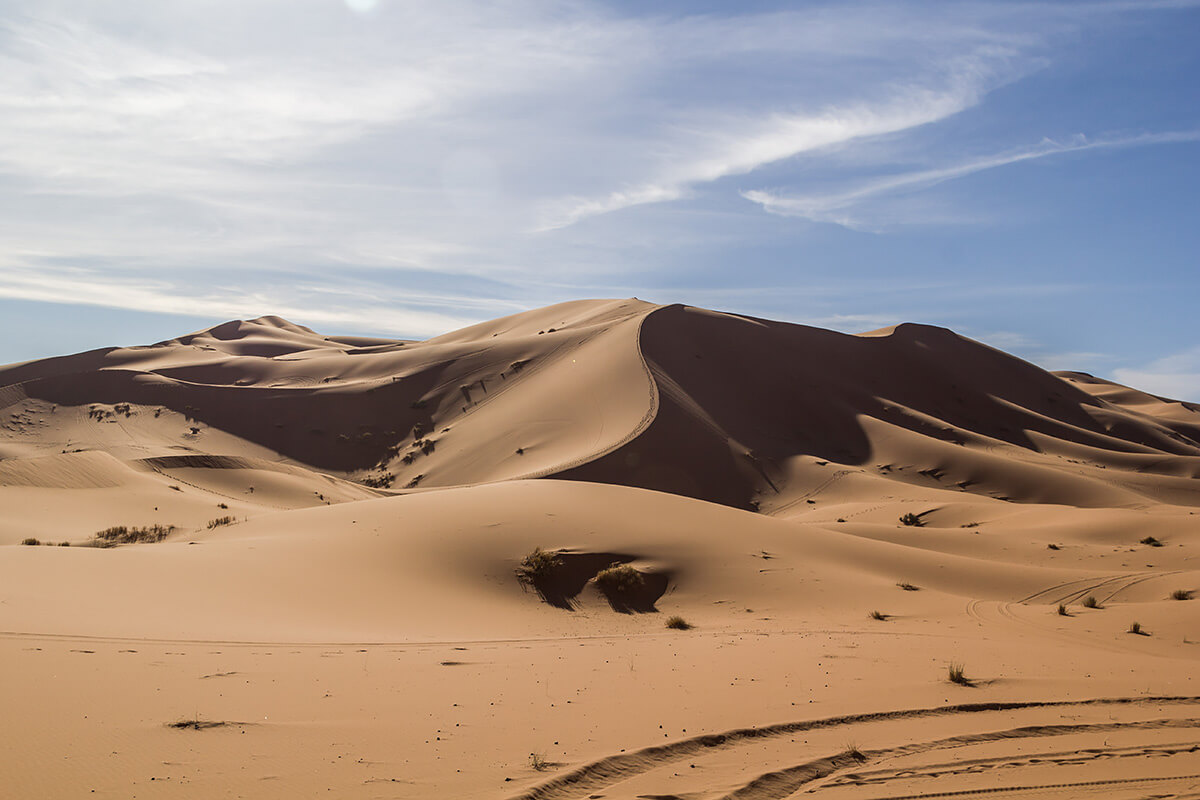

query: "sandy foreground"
left=1, top=300, right=1198, bottom=799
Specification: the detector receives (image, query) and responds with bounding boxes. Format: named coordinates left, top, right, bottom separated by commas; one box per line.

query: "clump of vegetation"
left=899, top=513, right=924, bottom=527
left=1082, top=595, right=1101, bottom=609
left=21, top=537, right=40, bottom=546
left=360, top=473, right=394, bottom=489
left=665, top=615, right=692, bottom=630
left=58, top=541, right=70, bottom=547
left=93, top=524, right=176, bottom=546
left=168, top=719, right=230, bottom=731
left=1128, top=621, right=1145, bottom=635
left=515, top=548, right=562, bottom=588
left=1047, top=543, right=1060, bottom=550
left=404, top=474, right=424, bottom=488
left=530, top=752, right=550, bottom=771
left=1171, top=589, right=1193, bottom=601
left=217, top=503, right=229, bottom=510
left=869, top=610, right=888, bottom=621
left=206, top=516, right=236, bottom=529
left=1057, top=603, right=1070, bottom=616
left=594, top=563, right=644, bottom=594
left=896, top=582, right=920, bottom=591
left=947, top=663, right=970, bottom=685
left=842, top=743, right=867, bottom=761
left=1140, top=536, right=1164, bottom=547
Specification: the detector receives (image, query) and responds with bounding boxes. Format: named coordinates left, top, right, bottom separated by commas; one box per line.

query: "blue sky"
left=0, top=0, right=1197, bottom=399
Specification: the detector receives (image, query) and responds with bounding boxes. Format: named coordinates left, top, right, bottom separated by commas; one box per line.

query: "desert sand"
left=1, top=299, right=1198, bottom=799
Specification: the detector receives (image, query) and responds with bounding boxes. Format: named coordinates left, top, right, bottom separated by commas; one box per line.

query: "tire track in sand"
left=505, top=695, right=1200, bottom=800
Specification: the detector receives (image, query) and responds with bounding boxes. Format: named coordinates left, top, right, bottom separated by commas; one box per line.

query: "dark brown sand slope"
left=1, top=299, right=1198, bottom=799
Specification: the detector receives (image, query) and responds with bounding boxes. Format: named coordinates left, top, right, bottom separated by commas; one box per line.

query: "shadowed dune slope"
left=562, top=305, right=1200, bottom=511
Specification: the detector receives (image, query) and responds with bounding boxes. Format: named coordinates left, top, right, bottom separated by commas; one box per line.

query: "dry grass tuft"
left=947, top=663, right=970, bottom=685
left=93, top=524, right=176, bottom=546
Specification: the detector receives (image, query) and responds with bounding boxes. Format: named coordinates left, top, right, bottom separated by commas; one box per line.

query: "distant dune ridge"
left=2, top=299, right=1199, bottom=799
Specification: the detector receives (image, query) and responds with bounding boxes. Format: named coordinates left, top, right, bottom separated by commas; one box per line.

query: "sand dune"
left=1, top=300, right=1198, bottom=798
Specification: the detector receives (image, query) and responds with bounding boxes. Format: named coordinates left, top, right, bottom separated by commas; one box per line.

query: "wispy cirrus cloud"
left=742, top=129, right=1200, bottom=231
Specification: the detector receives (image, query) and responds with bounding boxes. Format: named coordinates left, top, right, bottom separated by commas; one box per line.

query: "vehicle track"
left=505, top=696, right=1200, bottom=800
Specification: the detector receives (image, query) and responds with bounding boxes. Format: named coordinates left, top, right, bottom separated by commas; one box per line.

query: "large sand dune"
left=1, top=300, right=1197, bottom=798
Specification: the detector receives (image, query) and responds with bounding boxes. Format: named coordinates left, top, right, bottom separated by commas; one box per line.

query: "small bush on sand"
left=58, top=541, right=70, bottom=547
left=899, top=513, right=924, bottom=527
left=515, top=548, right=562, bottom=588
left=593, top=563, right=644, bottom=594
left=21, top=537, right=40, bottom=546
left=842, top=743, right=866, bottom=761
left=1140, top=536, right=1164, bottom=547
left=1057, top=603, right=1070, bottom=616
left=896, top=582, right=920, bottom=591
left=93, top=524, right=176, bottom=546
left=1082, top=595, right=1101, bottom=609
left=207, top=516, right=236, bottom=529
left=1171, top=589, right=1193, bottom=601
left=869, top=610, right=887, bottom=621
left=530, top=752, right=550, bottom=771
left=665, top=615, right=692, bottom=630
left=1047, top=543, right=1060, bottom=550
left=1128, top=621, right=1145, bottom=635
left=947, top=663, right=969, bottom=685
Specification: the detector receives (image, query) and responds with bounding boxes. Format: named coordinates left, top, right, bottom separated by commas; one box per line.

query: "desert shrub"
left=896, top=582, right=920, bottom=591
left=869, top=610, right=887, bottom=621
left=1171, top=589, right=1193, bottom=601
left=515, top=548, right=562, bottom=587
left=1047, top=543, right=1060, bottom=550
left=1082, top=595, right=1101, bottom=609
left=1128, top=621, right=1144, bottom=635
left=665, top=615, right=692, bottom=630
left=58, top=541, right=70, bottom=547
left=207, top=516, right=236, bottom=529
left=404, top=474, right=423, bottom=488
left=530, top=752, right=550, bottom=771
left=217, top=503, right=229, bottom=510
left=1140, top=536, right=1164, bottom=547
left=93, top=524, right=176, bottom=546
left=947, top=663, right=969, bottom=685
left=360, top=473, right=394, bottom=489
left=1057, top=603, right=1069, bottom=616
left=20, top=537, right=40, bottom=546
left=899, top=513, right=924, bottom=527
left=594, top=563, right=644, bottom=593
left=420, top=439, right=435, bottom=455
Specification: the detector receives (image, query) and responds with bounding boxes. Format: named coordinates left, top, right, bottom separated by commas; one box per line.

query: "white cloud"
left=742, top=130, right=1200, bottom=230
left=1113, top=347, right=1200, bottom=403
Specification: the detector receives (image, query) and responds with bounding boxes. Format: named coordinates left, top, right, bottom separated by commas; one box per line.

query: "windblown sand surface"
left=1, top=300, right=1198, bottom=798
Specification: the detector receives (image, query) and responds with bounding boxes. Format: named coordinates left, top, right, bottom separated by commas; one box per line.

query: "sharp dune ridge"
left=2, top=298, right=1199, bottom=799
